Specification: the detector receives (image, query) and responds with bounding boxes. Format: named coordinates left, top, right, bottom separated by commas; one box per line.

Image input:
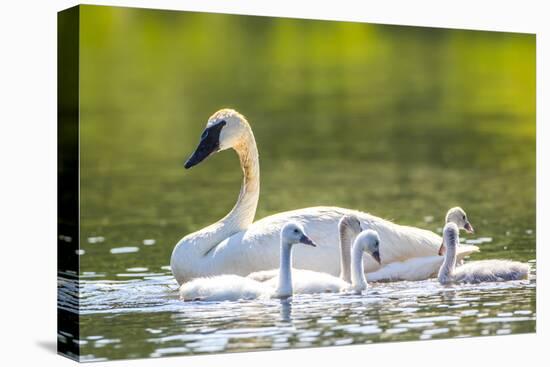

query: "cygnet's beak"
left=371, top=250, right=381, bottom=264
left=464, top=222, right=474, bottom=233
left=184, top=120, right=226, bottom=169
left=438, top=242, right=446, bottom=256
left=299, top=234, right=316, bottom=247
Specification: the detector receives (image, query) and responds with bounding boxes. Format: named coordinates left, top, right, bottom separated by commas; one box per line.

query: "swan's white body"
left=171, top=109, right=478, bottom=284
left=179, top=222, right=316, bottom=301
left=366, top=244, right=479, bottom=282
left=174, top=205, right=459, bottom=284
left=438, top=222, right=529, bottom=285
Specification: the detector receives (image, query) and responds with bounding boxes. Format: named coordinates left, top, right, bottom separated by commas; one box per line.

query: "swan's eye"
left=462, top=215, right=466, bottom=220
left=293, top=229, right=299, bottom=234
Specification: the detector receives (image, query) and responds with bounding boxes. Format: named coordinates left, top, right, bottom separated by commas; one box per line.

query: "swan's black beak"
left=372, top=250, right=381, bottom=264
left=184, top=120, right=226, bottom=169
left=464, top=222, right=474, bottom=233
left=299, top=234, right=316, bottom=247
left=438, top=242, right=445, bottom=256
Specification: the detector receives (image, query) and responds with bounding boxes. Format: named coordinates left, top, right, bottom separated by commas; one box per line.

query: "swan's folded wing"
left=246, top=269, right=279, bottom=282
left=456, top=244, right=480, bottom=260
left=260, top=269, right=347, bottom=294
left=366, top=255, right=444, bottom=282
left=292, top=271, right=348, bottom=294
left=366, top=244, right=480, bottom=282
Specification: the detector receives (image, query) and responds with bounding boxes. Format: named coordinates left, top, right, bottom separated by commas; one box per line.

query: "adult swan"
left=171, top=109, right=476, bottom=284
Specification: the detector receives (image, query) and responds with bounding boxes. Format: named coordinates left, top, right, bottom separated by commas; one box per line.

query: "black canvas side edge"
left=57, top=5, right=80, bottom=361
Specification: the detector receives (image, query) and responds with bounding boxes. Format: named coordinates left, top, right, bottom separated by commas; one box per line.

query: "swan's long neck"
left=350, top=243, right=367, bottom=293
left=338, top=226, right=355, bottom=283
left=438, top=232, right=458, bottom=284
left=221, top=131, right=260, bottom=228
left=171, top=125, right=260, bottom=284
left=189, top=129, right=260, bottom=255
left=276, top=242, right=293, bottom=298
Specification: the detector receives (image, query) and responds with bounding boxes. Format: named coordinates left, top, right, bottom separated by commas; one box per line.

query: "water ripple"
left=58, top=263, right=536, bottom=361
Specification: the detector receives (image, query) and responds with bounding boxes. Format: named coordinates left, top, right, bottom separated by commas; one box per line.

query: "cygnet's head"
left=281, top=222, right=317, bottom=247
left=354, top=230, right=381, bottom=264
left=439, top=222, right=460, bottom=255
left=184, top=109, right=249, bottom=169
left=338, top=215, right=362, bottom=236
left=445, top=207, right=474, bottom=233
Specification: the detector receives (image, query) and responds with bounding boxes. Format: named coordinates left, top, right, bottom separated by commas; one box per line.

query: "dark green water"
left=58, top=5, right=536, bottom=361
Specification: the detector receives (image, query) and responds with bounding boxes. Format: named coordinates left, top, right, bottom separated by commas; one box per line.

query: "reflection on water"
left=60, top=5, right=537, bottom=362
left=58, top=263, right=536, bottom=361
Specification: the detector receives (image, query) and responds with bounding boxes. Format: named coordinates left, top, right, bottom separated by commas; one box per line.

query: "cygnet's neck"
left=350, top=242, right=368, bottom=293
left=438, top=230, right=458, bottom=284
left=276, top=241, right=294, bottom=298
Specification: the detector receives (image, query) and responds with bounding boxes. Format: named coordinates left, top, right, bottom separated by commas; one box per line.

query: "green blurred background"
left=76, top=5, right=535, bottom=276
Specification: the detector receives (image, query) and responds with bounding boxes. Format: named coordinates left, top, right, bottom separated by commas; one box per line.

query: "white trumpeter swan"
left=438, top=222, right=529, bottom=285
left=248, top=215, right=382, bottom=294
left=171, top=109, right=479, bottom=284
left=179, top=222, right=317, bottom=301
left=367, top=207, right=479, bottom=282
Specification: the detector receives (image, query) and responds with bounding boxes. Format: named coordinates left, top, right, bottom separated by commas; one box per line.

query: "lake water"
left=58, top=6, right=536, bottom=361
left=59, top=264, right=536, bottom=361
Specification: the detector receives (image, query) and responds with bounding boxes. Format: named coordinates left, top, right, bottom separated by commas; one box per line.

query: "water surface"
left=59, top=266, right=536, bottom=361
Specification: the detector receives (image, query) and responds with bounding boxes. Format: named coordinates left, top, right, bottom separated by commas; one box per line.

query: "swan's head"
left=439, top=222, right=459, bottom=255
left=338, top=215, right=362, bottom=236
left=281, top=222, right=317, bottom=247
left=445, top=207, right=474, bottom=233
left=184, top=109, right=250, bottom=169
left=354, top=230, right=381, bottom=264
